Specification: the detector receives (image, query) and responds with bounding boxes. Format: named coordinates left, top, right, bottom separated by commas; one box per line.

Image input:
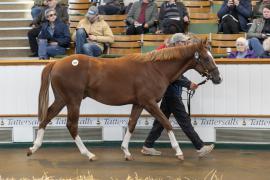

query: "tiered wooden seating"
left=251, top=0, right=259, bottom=7
left=184, top=1, right=211, bottom=13
left=210, top=33, right=246, bottom=57
left=211, top=0, right=223, bottom=13
left=188, top=13, right=218, bottom=34
left=189, top=13, right=218, bottom=23
left=69, top=15, right=84, bottom=34
left=68, top=0, right=92, bottom=33
left=68, top=0, right=91, bottom=15
left=190, top=33, right=210, bottom=41
left=142, top=34, right=170, bottom=46
left=102, top=15, right=127, bottom=35
left=108, top=35, right=142, bottom=55
left=141, top=34, right=171, bottom=52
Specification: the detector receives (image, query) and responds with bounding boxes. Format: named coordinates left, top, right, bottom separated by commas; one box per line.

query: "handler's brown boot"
left=141, top=146, right=162, bottom=156
left=197, top=144, right=214, bottom=158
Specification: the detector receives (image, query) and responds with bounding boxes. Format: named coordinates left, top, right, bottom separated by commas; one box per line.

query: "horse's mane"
left=127, top=41, right=204, bottom=62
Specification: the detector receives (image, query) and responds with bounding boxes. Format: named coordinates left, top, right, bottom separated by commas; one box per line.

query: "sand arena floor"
left=0, top=146, right=269, bottom=179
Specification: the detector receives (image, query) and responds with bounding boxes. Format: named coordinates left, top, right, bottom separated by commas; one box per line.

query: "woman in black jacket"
left=38, top=8, right=70, bottom=59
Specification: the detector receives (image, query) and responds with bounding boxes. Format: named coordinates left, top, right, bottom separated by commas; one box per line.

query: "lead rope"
left=187, top=78, right=209, bottom=116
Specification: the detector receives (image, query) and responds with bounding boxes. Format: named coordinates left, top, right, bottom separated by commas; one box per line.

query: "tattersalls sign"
left=0, top=117, right=270, bottom=128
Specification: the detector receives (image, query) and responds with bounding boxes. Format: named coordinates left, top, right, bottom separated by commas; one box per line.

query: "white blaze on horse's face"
left=207, top=50, right=215, bottom=64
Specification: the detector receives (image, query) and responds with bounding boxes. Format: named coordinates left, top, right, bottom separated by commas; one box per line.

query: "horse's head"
left=192, top=39, right=222, bottom=84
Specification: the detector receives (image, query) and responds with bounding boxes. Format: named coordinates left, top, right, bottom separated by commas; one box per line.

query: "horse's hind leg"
left=28, top=98, right=65, bottom=156
left=66, top=103, right=96, bottom=161
left=144, top=101, right=184, bottom=160
left=121, top=104, right=143, bottom=161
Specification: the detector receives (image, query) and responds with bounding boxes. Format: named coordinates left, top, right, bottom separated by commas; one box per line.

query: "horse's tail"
left=38, top=61, right=56, bottom=122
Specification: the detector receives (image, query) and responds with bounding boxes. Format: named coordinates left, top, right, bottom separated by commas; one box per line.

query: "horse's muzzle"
left=209, top=68, right=222, bottom=84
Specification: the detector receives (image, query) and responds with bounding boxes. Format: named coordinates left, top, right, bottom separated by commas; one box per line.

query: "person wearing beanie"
left=72, top=6, right=114, bottom=57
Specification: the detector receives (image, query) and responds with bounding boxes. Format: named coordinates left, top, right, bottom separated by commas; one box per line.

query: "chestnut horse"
left=27, top=40, right=221, bottom=161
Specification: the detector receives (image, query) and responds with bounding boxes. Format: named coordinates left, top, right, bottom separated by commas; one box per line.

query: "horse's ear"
left=202, top=38, right=207, bottom=45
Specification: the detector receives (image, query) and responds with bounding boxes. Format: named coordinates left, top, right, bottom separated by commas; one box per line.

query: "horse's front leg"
left=121, top=104, right=143, bottom=161
left=144, top=101, right=184, bottom=160
left=66, top=103, right=96, bottom=161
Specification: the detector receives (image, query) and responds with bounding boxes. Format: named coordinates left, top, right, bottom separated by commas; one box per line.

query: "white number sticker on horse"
left=72, top=59, right=79, bottom=66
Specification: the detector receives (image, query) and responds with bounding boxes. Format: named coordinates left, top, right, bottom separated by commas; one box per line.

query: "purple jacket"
left=228, top=50, right=258, bottom=58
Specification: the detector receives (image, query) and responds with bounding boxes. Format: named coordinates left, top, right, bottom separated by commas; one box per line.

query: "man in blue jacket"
left=141, top=33, right=214, bottom=158
left=38, top=8, right=70, bottom=59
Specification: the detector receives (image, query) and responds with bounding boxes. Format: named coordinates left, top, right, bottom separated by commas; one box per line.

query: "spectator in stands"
left=261, top=37, right=270, bottom=57
left=158, top=0, right=189, bottom=34
left=248, top=5, right=270, bottom=56
left=141, top=33, right=214, bottom=158
left=98, top=0, right=125, bottom=15
left=28, top=0, right=69, bottom=57
left=72, top=6, right=114, bottom=57
left=31, top=0, right=47, bottom=20
left=126, top=0, right=158, bottom=35
left=38, top=9, right=70, bottom=59
left=217, top=0, right=252, bottom=34
left=227, top=37, right=257, bottom=58
left=253, top=0, right=270, bottom=19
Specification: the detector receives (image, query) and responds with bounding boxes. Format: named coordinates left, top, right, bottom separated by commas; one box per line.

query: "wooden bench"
left=184, top=1, right=211, bottom=13
left=188, top=13, right=218, bottom=34
left=102, top=15, right=127, bottom=35
left=108, top=35, right=142, bottom=55
left=140, top=34, right=171, bottom=52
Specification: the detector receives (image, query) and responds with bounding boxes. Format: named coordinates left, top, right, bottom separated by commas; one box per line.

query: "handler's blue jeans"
left=38, top=39, right=66, bottom=59
left=75, top=28, right=102, bottom=57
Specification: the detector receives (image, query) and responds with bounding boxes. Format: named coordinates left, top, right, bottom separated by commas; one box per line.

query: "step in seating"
left=0, top=0, right=32, bottom=57
left=184, top=1, right=211, bottom=13
left=189, top=13, right=218, bottom=34
left=141, top=34, right=170, bottom=53
left=103, top=14, right=127, bottom=35
left=107, top=35, right=142, bottom=56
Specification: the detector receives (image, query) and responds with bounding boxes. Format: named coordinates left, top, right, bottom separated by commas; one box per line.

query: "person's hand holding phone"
left=88, top=35, right=97, bottom=41
left=234, top=0, right=239, bottom=6
left=227, top=0, right=234, bottom=7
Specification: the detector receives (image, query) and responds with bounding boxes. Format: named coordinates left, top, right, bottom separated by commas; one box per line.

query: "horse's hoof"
left=176, top=155, right=184, bottom=161
left=89, top=155, right=97, bottom=161
left=27, top=149, right=32, bottom=157
left=125, top=155, right=134, bottom=161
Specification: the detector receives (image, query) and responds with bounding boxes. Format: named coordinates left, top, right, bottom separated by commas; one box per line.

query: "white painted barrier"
left=0, top=60, right=269, bottom=143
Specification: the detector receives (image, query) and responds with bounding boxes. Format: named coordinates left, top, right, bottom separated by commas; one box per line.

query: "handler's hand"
left=190, top=82, right=198, bottom=90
